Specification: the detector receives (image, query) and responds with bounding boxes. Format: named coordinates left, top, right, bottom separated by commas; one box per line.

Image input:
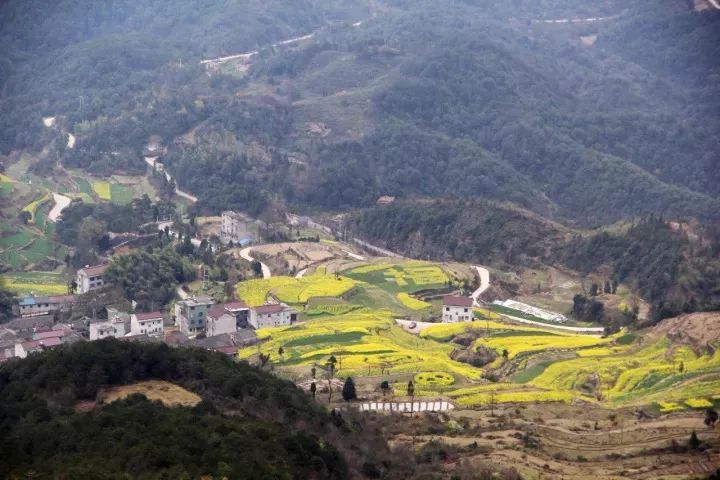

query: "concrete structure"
left=76, top=264, right=108, bottom=294
left=249, top=304, right=296, bottom=329
left=221, top=211, right=254, bottom=245
left=492, top=299, right=568, bottom=324
left=441, top=295, right=474, bottom=323
left=205, top=306, right=237, bottom=337
left=16, top=294, right=75, bottom=318
left=175, top=296, right=214, bottom=335
left=4, top=314, right=54, bottom=335
left=224, top=300, right=250, bottom=329
left=130, top=312, right=164, bottom=337
left=89, top=318, right=127, bottom=341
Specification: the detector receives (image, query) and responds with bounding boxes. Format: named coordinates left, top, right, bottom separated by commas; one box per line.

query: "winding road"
left=144, top=156, right=198, bottom=203
left=239, top=247, right=272, bottom=279
left=471, top=266, right=490, bottom=306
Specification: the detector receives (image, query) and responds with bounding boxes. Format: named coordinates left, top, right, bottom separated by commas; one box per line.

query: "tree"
left=407, top=380, right=415, bottom=414
left=342, top=377, right=357, bottom=401
left=380, top=380, right=390, bottom=397
left=604, top=281, right=611, bottom=294
left=311, top=366, right=316, bottom=379
left=502, top=349, right=509, bottom=359
left=589, top=283, right=599, bottom=297
left=705, top=409, right=718, bottom=428
left=278, top=346, right=285, bottom=362
left=310, top=382, right=316, bottom=400
left=689, top=431, right=700, bottom=450
left=611, top=279, right=618, bottom=294
left=325, top=356, right=337, bottom=401
left=251, top=260, right=262, bottom=277
left=18, top=210, right=31, bottom=224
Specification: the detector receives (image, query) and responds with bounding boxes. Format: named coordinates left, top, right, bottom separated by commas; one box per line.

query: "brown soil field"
left=100, top=380, right=201, bottom=407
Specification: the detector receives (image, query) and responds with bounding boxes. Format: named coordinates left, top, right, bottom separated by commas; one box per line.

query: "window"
left=445, top=307, right=450, bottom=311
left=464, top=308, right=468, bottom=312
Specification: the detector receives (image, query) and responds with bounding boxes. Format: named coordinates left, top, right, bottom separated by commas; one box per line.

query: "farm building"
left=249, top=304, right=296, bottom=329
left=441, top=295, right=474, bottom=323
left=76, top=264, right=109, bottom=294
left=224, top=300, right=250, bottom=328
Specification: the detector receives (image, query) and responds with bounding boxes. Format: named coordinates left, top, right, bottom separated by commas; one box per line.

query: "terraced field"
left=237, top=261, right=720, bottom=412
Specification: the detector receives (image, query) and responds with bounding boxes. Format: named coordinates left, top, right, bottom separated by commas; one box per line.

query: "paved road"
left=471, top=266, right=490, bottom=306
left=48, top=193, right=71, bottom=222
left=239, top=247, right=272, bottom=279
left=295, top=268, right=307, bottom=278
left=708, top=0, right=720, bottom=9
left=144, top=156, right=198, bottom=203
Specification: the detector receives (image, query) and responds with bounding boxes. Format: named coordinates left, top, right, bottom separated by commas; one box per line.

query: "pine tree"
left=689, top=431, right=700, bottom=450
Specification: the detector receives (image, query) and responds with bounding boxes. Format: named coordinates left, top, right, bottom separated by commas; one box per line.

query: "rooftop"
left=254, top=304, right=289, bottom=315
left=443, top=295, right=474, bottom=308
left=207, top=305, right=229, bottom=319
left=224, top=300, right=248, bottom=311
left=133, top=312, right=164, bottom=322
left=18, top=294, right=75, bottom=306
left=78, top=264, right=108, bottom=277
left=177, top=296, right=214, bottom=307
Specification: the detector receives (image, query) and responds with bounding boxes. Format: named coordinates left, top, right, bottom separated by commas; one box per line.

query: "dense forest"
left=1, top=0, right=718, bottom=226
left=0, top=340, right=353, bottom=478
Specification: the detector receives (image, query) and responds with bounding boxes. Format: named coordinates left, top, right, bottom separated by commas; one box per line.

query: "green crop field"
left=110, top=183, right=134, bottom=204
left=345, top=261, right=449, bottom=293
left=1, top=271, right=68, bottom=295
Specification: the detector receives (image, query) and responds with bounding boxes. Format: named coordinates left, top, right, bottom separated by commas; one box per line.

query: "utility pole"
left=79, top=95, right=86, bottom=119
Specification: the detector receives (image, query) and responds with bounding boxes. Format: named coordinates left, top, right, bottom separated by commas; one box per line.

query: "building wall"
left=249, top=310, right=292, bottom=329
left=207, top=314, right=236, bottom=337
left=175, top=302, right=212, bottom=335
left=131, top=318, right=163, bottom=336
left=442, top=305, right=472, bottom=323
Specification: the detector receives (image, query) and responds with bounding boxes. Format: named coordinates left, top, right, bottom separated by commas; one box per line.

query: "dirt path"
left=47, top=193, right=71, bottom=222
left=471, top=266, right=490, bottom=306
left=295, top=268, right=308, bottom=278
left=66, top=133, right=76, bottom=149
left=239, top=247, right=271, bottom=279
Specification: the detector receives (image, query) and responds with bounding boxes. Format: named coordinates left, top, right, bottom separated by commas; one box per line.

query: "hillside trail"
left=471, top=266, right=490, bottom=306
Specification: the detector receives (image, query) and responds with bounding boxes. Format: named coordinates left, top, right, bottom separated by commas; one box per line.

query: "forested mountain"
left=2, top=0, right=718, bottom=225
left=0, top=340, right=395, bottom=478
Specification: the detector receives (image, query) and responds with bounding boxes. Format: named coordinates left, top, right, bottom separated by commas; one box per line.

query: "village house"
left=14, top=337, right=63, bottom=358
left=89, top=317, right=127, bottom=341
left=224, top=300, right=250, bottom=329
left=76, top=264, right=109, bottom=294
left=16, top=294, right=75, bottom=318
left=175, top=296, right=214, bottom=335
left=130, top=312, right=164, bottom=337
left=220, top=210, right=254, bottom=245
left=248, top=304, right=296, bottom=329
left=4, top=314, right=54, bottom=336
left=441, top=295, right=474, bottom=323
left=205, top=305, right=237, bottom=337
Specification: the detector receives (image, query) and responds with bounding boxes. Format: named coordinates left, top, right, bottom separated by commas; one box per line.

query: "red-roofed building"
left=14, top=336, right=63, bottom=358
left=249, top=304, right=296, bottom=329
left=442, top=295, right=474, bottom=323
left=76, top=264, right=109, bottom=294
left=130, top=312, right=164, bottom=337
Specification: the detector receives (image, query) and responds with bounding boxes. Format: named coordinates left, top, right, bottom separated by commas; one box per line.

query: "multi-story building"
left=220, top=211, right=254, bottom=245
left=175, top=296, right=214, bottom=335
left=205, top=305, right=237, bottom=337
left=248, top=304, right=296, bottom=329
left=224, top=300, right=250, bottom=329
left=441, top=295, right=474, bottom=323
left=89, top=315, right=127, bottom=341
left=76, top=264, right=108, bottom=294
left=130, top=312, right=164, bottom=337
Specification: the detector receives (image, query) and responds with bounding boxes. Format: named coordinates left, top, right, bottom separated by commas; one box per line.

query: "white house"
left=76, top=264, right=108, bottom=294
left=89, top=318, right=126, bottom=341
left=14, top=336, right=63, bottom=359
left=441, top=295, right=474, bottom=323
left=130, top=312, right=164, bottom=337
left=175, top=296, right=214, bottom=336
left=248, top=304, right=296, bottom=329
left=205, top=305, right=237, bottom=337
left=221, top=211, right=254, bottom=245
left=16, top=294, right=75, bottom=318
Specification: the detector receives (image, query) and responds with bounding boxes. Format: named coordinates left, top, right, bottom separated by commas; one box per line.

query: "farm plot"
left=91, top=181, right=111, bottom=200
left=240, top=311, right=485, bottom=381
left=236, top=271, right=357, bottom=307
left=397, top=292, right=431, bottom=310
left=345, top=261, right=449, bottom=292
left=22, top=192, right=52, bottom=223
left=0, top=271, right=67, bottom=295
